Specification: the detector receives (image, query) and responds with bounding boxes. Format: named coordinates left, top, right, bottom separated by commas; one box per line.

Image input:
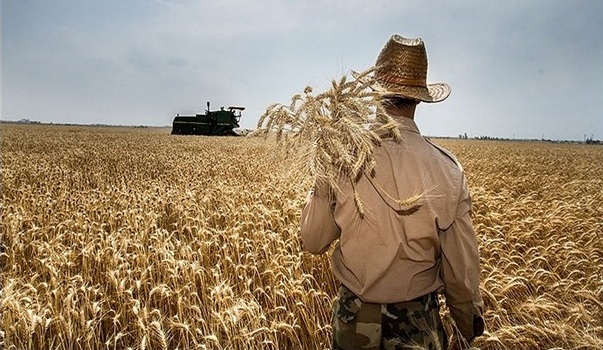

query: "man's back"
left=326, top=117, right=465, bottom=303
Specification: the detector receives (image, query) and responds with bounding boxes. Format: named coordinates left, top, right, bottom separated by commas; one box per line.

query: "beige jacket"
left=300, top=117, right=484, bottom=340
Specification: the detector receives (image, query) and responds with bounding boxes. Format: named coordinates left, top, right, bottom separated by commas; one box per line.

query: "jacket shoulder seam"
left=423, top=138, right=463, bottom=172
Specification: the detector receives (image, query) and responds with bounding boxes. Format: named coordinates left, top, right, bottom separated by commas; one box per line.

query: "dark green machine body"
left=171, top=102, right=244, bottom=136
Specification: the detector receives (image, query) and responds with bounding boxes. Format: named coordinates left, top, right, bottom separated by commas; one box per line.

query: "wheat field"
left=1, top=123, right=602, bottom=349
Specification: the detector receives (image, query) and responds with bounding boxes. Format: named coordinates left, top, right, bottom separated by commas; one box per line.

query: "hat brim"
left=376, top=82, right=451, bottom=103
left=352, top=70, right=451, bottom=103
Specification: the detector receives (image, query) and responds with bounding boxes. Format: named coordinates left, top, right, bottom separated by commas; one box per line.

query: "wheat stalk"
left=2, top=124, right=603, bottom=350
left=255, top=67, right=409, bottom=215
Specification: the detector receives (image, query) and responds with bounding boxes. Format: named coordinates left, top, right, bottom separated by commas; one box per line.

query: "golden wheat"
left=1, top=124, right=602, bottom=349
left=254, top=69, right=406, bottom=216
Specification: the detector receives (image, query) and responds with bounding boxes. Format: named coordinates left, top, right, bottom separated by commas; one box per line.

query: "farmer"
left=300, top=35, right=484, bottom=349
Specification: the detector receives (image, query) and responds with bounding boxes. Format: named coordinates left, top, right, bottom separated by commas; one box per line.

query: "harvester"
left=171, top=102, right=244, bottom=136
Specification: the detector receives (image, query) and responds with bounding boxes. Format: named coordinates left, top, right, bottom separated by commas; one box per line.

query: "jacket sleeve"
left=300, top=181, right=341, bottom=254
left=439, top=174, right=485, bottom=342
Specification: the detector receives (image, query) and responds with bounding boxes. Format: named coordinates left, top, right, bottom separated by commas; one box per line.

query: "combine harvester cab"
left=171, top=102, right=245, bottom=136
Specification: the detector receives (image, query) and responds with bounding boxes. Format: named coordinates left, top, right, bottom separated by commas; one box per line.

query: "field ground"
left=1, top=124, right=602, bottom=349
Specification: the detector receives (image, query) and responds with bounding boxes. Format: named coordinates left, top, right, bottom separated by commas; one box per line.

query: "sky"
left=2, top=0, right=602, bottom=141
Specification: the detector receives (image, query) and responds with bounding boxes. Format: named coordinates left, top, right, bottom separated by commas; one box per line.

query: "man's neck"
left=384, top=104, right=417, bottom=120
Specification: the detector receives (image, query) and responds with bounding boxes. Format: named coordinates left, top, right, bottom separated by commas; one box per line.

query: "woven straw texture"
left=374, top=34, right=450, bottom=103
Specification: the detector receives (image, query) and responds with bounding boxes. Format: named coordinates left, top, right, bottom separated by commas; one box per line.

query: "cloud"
left=2, top=0, right=602, bottom=139
left=168, top=56, right=188, bottom=68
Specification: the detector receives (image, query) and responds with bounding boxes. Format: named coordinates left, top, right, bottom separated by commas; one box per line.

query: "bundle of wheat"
left=255, top=68, right=409, bottom=216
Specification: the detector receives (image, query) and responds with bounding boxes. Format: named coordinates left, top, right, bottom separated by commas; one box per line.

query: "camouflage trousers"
left=332, top=285, right=448, bottom=350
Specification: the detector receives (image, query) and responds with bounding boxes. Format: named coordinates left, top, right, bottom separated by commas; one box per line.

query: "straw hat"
left=372, top=35, right=450, bottom=103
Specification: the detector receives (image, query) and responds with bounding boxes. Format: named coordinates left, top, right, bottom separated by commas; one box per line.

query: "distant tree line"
left=14, top=118, right=41, bottom=124
left=585, top=136, right=601, bottom=145
left=455, top=133, right=601, bottom=144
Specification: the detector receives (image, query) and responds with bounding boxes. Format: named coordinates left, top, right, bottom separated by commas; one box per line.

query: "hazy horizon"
left=3, top=1, right=602, bottom=141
